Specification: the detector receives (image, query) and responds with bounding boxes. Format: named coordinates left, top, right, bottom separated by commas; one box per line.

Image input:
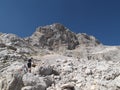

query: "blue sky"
left=0, top=0, right=120, bottom=45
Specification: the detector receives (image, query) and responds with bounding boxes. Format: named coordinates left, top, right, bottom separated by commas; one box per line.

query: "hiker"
left=27, top=58, right=36, bottom=73
left=27, top=58, right=32, bottom=73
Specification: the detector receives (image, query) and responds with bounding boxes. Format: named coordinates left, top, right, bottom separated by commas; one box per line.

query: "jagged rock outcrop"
left=0, top=33, right=35, bottom=55
left=25, top=23, right=79, bottom=50
left=77, top=33, right=101, bottom=47
left=25, top=23, right=101, bottom=51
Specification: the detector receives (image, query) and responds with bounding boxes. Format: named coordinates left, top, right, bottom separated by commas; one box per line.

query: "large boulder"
left=0, top=62, right=26, bottom=90
left=0, top=73, right=24, bottom=90
left=22, top=73, right=53, bottom=90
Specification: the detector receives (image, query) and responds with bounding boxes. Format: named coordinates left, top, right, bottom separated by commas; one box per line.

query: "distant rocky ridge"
left=0, top=23, right=120, bottom=90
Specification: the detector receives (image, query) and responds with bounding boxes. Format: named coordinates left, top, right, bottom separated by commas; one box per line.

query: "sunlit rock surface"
left=0, top=23, right=120, bottom=90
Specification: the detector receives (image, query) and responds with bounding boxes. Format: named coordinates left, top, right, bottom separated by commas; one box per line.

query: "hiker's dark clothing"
left=27, top=59, right=32, bottom=73
left=27, top=62, right=31, bottom=68
left=28, top=59, right=32, bottom=62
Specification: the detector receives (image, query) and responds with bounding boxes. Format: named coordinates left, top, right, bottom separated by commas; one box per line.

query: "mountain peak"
left=27, top=23, right=79, bottom=50
left=26, top=23, right=101, bottom=50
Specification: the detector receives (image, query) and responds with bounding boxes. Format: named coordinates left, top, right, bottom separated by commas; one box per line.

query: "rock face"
left=25, top=23, right=101, bottom=51
left=0, top=62, right=25, bottom=90
left=77, top=33, right=101, bottom=47
left=0, top=23, right=120, bottom=90
left=26, top=23, right=80, bottom=50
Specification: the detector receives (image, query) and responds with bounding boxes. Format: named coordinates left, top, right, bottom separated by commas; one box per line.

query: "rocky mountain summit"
left=25, top=23, right=100, bottom=50
left=0, top=23, right=120, bottom=90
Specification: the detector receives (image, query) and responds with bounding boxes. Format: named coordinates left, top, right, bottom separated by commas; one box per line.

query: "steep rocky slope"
left=0, top=23, right=120, bottom=90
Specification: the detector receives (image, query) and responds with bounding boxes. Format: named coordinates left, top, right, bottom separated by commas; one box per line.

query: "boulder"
left=33, top=65, right=54, bottom=76
left=22, top=73, right=53, bottom=90
left=0, top=62, right=26, bottom=90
